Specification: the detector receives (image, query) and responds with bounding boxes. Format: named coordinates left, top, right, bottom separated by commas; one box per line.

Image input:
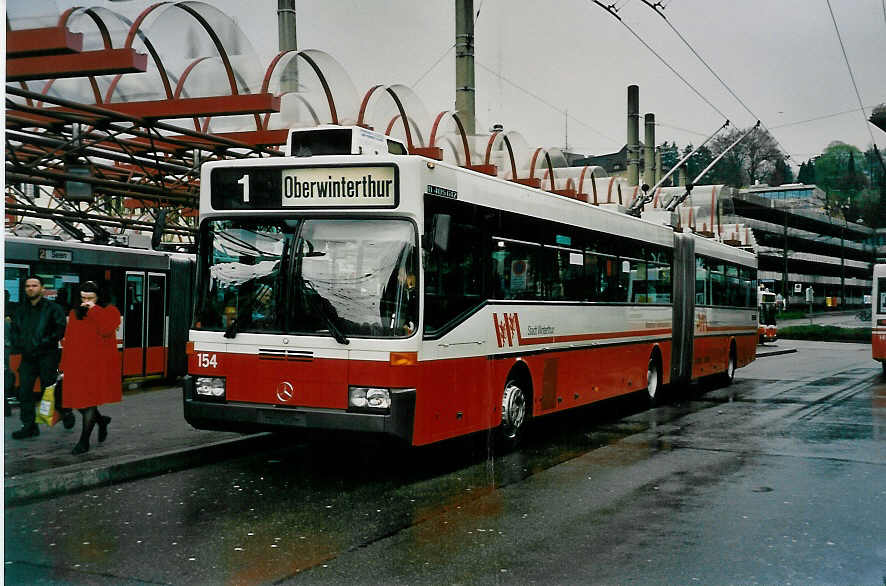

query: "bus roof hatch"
left=286, top=125, right=406, bottom=157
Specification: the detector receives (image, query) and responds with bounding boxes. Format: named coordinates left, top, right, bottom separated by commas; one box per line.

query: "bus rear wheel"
left=646, top=354, right=663, bottom=406
left=498, top=379, right=528, bottom=450
left=721, top=343, right=737, bottom=385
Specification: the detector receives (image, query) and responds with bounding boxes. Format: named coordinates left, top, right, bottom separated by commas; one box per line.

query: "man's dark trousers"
left=17, top=349, right=69, bottom=426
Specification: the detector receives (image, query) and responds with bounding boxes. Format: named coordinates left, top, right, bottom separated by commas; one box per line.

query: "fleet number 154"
left=197, top=353, right=218, bottom=368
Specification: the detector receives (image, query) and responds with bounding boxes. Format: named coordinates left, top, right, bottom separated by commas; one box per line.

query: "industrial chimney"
left=644, top=113, right=655, bottom=187
left=627, top=85, right=640, bottom=186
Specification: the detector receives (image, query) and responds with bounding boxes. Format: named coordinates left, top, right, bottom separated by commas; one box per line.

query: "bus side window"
left=696, top=256, right=709, bottom=305
left=423, top=197, right=486, bottom=333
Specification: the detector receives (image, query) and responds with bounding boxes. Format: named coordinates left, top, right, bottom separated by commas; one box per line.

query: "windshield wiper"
left=302, top=278, right=349, bottom=345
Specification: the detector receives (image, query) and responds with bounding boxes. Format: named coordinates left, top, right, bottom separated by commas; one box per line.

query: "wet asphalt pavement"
left=5, top=340, right=885, bottom=584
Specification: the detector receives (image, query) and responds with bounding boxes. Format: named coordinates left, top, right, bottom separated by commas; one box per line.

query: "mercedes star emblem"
left=275, top=381, right=294, bottom=402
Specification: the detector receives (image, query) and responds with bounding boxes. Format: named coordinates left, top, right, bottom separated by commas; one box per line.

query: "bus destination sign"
left=209, top=165, right=398, bottom=210
left=281, top=166, right=396, bottom=208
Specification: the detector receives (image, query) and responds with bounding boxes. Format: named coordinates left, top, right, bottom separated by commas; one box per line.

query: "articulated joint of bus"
left=181, top=375, right=416, bottom=444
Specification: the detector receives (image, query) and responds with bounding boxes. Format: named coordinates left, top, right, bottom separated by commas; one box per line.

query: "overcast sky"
left=28, top=0, right=886, bottom=166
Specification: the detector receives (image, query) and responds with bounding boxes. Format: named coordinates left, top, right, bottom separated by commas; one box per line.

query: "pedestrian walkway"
left=4, top=384, right=270, bottom=506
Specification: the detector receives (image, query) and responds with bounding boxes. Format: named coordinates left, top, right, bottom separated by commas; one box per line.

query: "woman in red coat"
left=61, top=281, right=122, bottom=455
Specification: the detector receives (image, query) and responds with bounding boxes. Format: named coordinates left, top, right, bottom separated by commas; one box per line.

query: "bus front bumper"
left=182, top=376, right=415, bottom=444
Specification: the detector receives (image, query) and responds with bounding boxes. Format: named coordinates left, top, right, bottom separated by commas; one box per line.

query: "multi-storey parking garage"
left=724, top=188, right=872, bottom=308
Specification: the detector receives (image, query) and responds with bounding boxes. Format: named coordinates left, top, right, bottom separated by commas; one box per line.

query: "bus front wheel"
left=499, top=379, right=528, bottom=450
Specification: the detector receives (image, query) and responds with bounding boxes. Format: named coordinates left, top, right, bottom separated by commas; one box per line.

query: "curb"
left=755, top=348, right=798, bottom=358
left=5, top=432, right=274, bottom=507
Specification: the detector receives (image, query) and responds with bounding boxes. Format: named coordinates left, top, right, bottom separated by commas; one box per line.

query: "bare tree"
left=710, top=126, right=785, bottom=186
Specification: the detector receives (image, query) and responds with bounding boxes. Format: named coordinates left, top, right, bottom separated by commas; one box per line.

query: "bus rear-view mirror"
left=427, top=213, right=451, bottom=252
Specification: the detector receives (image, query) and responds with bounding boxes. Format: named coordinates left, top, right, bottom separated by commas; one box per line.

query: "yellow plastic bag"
left=36, top=383, right=60, bottom=426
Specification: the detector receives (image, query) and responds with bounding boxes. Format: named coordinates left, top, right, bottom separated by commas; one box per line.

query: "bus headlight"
left=349, top=387, right=391, bottom=412
left=195, top=376, right=226, bottom=399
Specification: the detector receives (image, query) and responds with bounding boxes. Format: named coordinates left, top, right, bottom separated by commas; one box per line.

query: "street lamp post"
left=838, top=201, right=849, bottom=308
left=782, top=202, right=789, bottom=300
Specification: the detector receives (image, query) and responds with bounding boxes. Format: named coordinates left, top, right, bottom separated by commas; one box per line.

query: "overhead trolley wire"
left=654, top=121, right=709, bottom=138
left=474, top=59, right=620, bottom=145
left=769, top=105, right=880, bottom=130
left=825, top=0, right=884, bottom=172
left=589, top=0, right=730, bottom=122
left=639, top=0, right=757, bottom=121
left=637, top=0, right=799, bottom=164
left=413, top=43, right=454, bottom=88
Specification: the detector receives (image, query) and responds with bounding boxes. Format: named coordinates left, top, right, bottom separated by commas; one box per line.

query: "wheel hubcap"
left=647, top=363, right=658, bottom=399
left=502, top=383, right=526, bottom=439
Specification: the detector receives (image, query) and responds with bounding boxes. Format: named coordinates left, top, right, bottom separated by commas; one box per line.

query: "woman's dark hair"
left=75, top=280, right=109, bottom=318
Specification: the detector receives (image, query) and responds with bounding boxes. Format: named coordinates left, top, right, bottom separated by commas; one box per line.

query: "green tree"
left=797, top=159, right=815, bottom=184
left=681, top=143, right=714, bottom=183
left=658, top=141, right=680, bottom=185
left=864, top=146, right=886, bottom=227
left=815, top=142, right=868, bottom=220
left=769, top=157, right=793, bottom=186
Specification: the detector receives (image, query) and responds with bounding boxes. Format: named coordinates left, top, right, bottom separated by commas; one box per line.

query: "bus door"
left=5, top=263, right=30, bottom=392
left=123, top=272, right=168, bottom=378
left=123, top=273, right=145, bottom=377
left=145, top=273, right=167, bottom=376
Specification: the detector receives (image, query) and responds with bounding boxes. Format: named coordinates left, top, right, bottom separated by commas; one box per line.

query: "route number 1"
left=238, top=174, right=250, bottom=203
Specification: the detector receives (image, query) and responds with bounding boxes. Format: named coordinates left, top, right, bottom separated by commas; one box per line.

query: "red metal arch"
left=175, top=56, right=212, bottom=132
left=428, top=110, right=472, bottom=166
left=36, top=76, right=103, bottom=107
left=597, top=177, right=618, bottom=204
left=53, top=7, right=112, bottom=105
left=109, top=3, right=175, bottom=101
left=261, top=50, right=339, bottom=130
left=577, top=166, right=599, bottom=204
left=577, top=166, right=592, bottom=194
left=124, top=3, right=239, bottom=96
left=483, top=131, right=518, bottom=182
left=629, top=185, right=639, bottom=207
left=528, top=148, right=556, bottom=191
left=356, top=84, right=383, bottom=128
left=356, top=85, right=414, bottom=149
left=58, top=7, right=113, bottom=49
left=383, top=89, right=414, bottom=149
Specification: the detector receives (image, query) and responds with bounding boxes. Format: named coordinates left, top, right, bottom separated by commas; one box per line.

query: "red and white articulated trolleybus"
left=184, top=126, right=758, bottom=447
left=871, top=264, right=886, bottom=372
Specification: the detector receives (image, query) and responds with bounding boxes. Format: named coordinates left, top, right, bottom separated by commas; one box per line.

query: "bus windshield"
left=194, top=218, right=418, bottom=340
left=759, top=294, right=777, bottom=325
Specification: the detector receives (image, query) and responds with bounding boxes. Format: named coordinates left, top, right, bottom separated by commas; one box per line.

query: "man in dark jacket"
left=10, top=275, right=74, bottom=438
